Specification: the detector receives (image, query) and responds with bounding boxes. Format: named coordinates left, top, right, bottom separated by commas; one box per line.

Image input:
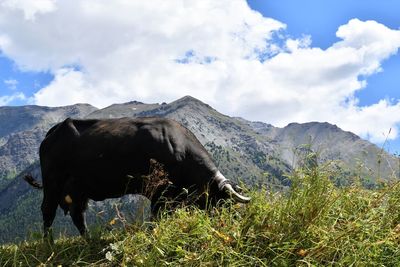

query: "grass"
left=2, top=162, right=400, bottom=266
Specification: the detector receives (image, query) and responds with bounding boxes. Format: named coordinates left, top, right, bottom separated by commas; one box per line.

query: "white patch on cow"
left=65, top=195, right=73, bottom=204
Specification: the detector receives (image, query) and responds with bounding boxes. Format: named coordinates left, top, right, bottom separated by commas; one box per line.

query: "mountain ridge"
left=0, top=96, right=397, bottom=243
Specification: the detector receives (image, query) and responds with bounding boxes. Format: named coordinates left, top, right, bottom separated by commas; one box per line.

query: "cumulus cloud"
left=0, top=0, right=56, bottom=20
left=0, top=1, right=400, bottom=143
left=0, top=92, right=26, bottom=105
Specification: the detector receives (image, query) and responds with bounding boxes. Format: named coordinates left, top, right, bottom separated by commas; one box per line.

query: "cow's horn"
left=222, top=183, right=251, bottom=203
left=214, top=171, right=251, bottom=203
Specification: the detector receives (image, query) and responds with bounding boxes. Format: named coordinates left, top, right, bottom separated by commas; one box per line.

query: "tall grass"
left=2, top=163, right=400, bottom=266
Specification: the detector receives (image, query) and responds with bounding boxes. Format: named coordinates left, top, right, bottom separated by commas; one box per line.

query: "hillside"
left=0, top=96, right=398, bottom=243
left=2, top=167, right=400, bottom=266
left=0, top=104, right=97, bottom=189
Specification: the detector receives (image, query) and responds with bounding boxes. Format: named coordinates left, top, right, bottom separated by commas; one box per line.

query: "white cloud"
left=0, top=0, right=56, bottom=20
left=338, top=99, right=400, bottom=143
left=0, top=1, right=400, bottom=143
left=4, top=79, right=18, bottom=90
left=0, top=92, right=26, bottom=105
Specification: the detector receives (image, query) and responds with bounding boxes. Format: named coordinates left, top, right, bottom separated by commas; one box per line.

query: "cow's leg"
left=149, top=163, right=189, bottom=218
left=41, top=195, right=58, bottom=238
left=150, top=184, right=171, bottom=217
left=40, top=169, right=68, bottom=239
left=63, top=177, right=89, bottom=236
left=41, top=182, right=61, bottom=240
left=150, top=184, right=185, bottom=218
left=69, top=198, right=89, bottom=236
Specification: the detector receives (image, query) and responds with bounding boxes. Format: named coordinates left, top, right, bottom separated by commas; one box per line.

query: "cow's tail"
left=23, top=174, right=43, bottom=189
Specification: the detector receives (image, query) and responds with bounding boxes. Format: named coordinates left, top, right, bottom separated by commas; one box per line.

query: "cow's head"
left=208, top=171, right=251, bottom=204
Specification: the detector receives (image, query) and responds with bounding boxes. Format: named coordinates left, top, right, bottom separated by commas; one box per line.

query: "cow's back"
left=41, top=117, right=217, bottom=195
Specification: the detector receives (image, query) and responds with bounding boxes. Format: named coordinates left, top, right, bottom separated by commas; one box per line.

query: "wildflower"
left=105, top=251, right=114, bottom=261
left=297, top=249, right=307, bottom=257
left=109, top=218, right=117, bottom=225
left=211, top=228, right=233, bottom=243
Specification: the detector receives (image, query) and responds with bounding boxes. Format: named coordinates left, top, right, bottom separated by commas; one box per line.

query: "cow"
left=24, top=117, right=250, bottom=237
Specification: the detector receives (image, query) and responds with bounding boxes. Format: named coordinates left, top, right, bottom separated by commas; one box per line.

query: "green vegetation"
left=2, top=162, right=400, bottom=266
left=0, top=170, right=18, bottom=191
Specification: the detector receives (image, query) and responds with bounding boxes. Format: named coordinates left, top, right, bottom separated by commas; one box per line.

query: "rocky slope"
left=0, top=104, right=98, bottom=188
left=86, top=96, right=398, bottom=184
left=0, top=96, right=398, bottom=243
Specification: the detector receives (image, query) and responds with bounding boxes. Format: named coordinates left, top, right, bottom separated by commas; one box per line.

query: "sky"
left=0, top=0, right=399, bottom=153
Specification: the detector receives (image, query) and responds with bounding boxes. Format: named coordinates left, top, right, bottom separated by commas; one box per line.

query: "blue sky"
left=0, top=55, right=52, bottom=105
left=0, top=0, right=399, bottom=153
left=248, top=0, right=400, bottom=107
left=248, top=0, right=400, bottom=153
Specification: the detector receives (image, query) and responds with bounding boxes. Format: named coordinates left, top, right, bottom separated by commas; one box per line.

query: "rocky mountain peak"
left=171, top=95, right=213, bottom=109
left=175, top=95, right=202, bottom=103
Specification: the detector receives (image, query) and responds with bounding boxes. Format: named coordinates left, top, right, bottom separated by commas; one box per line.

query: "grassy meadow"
left=1, top=160, right=400, bottom=266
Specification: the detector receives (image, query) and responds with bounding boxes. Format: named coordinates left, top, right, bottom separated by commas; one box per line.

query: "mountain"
left=0, top=96, right=397, bottom=243
left=273, top=121, right=397, bottom=184
left=0, top=104, right=98, bottom=189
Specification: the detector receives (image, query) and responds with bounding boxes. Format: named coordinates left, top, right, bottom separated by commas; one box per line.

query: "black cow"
left=25, top=117, right=250, bottom=236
